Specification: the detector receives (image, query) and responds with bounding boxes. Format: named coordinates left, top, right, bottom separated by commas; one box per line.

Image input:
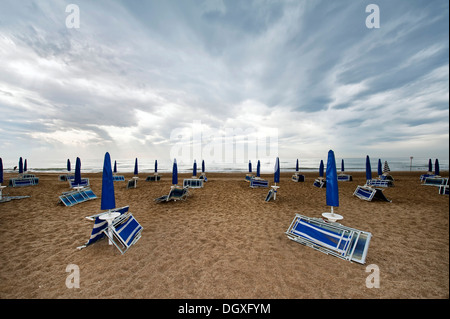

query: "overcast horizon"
left=1, top=0, right=448, bottom=167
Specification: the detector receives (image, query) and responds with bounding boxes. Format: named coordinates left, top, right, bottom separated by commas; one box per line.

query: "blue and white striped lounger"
left=69, top=178, right=90, bottom=188
left=183, top=178, right=204, bottom=188
left=423, top=176, right=447, bottom=186
left=103, top=212, right=143, bottom=254
left=353, top=185, right=391, bottom=202
left=9, top=177, right=39, bottom=187
left=286, top=214, right=372, bottom=264
left=313, top=178, right=326, bottom=188
left=59, top=187, right=97, bottom=207
left=250, top=179, right=269, bottom=188
left=113, top=175, right=125, bottom=181
left=337, top=174, right=352, bottom=182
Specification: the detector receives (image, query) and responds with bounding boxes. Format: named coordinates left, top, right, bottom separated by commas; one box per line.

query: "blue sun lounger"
left=423, top=176, right=447, bottom=186
left=183, top=178, right=204, bottom=188
left=69, top=178, right=90, bottom=188
left=439, top=179, right=449, bottom=195
left=103, top=212, right=143, bottom=254
left=353, top=185, right=391, bottom=202
left=337, top=174, right=352, bottom=182
left=313, top=178, right=326, bottom=188
left=145, top=175, right=161, bottom=182
left=366, top=179, right=393, bottom=187
left=286, top=214, right=372, bottom=264
left=113, top=175, right=125, bottom=181
left=291, top=174, right=305, bottom=182
left=58, top=187, right=97, bottom=206
left=155, top=186, right=189, bottom=202
left=8, top=176, right=39, bottom=187
left=250, top=178, right=269, bottom=188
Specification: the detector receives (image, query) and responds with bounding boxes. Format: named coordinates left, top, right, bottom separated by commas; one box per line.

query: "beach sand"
left=0, top=171, right=448, bottom=299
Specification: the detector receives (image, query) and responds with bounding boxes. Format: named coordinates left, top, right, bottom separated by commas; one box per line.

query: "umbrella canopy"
left=248, top=160, right=252, bottom=173
left=341, top=159, right=345, bottom=172
left=19, top=157, right=23, bottom=174
left=67, top=159, right=71, bottom=172
left=274, top=157, right=280, bottom=183
left=74, top=157, right=82, bottom=185
left=172, top=159, right=178, bottom=185
left=155, top=160, right=158, bottom=173
left=319, top=160, right=324, bottom=177
left=202, top=160, right=205, bottom=173
left=435, top=159, right=440, bottom=176
left=377, top=159, right=382, bottom=176
left=326, top=150, right=339, bottom=208
left=193, top=160, right=197, bottom=177
left=101, top=152, right=116, bottom=211
left=428, top=159, right=432, bottom=172
left=257, top=160, right=261, bottom=177
left=114, top=160, right=117, bottom=173
left=365, top=155, right=372, bottom=181
left=0, top=158, right=3, bottom=184
left=134, top=158, right=138, bottom=175
left=24, top=159, right=27, bottom=172
left=296, top=159, right=299, bottom=172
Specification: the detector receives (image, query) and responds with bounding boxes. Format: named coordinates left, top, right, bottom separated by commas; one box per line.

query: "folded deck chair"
left=420, top=173, right=435, bottom=182
left=291, top=174, right=305, bottom=182
left=8, top=177, right=39, bottom=187
left=366, top=179, right=393, bottom=187
left=353, top=185, right=391, bottom=202
left=69, top=178, right=90, bottom=188
left=103, top=212, right=143, bottom=254
left=423, top=176, right=447, bottom=186
left=337, top=174, right=352, bottom=182
left=126, top=178, right=137, bottom=189
left=313, top=178, right=326, bottom=188
left=58, top=187, right=97, bottom=206
left=113, top=175, right=125, bottom=181
left=245, top=174, right=254, bottom=182
left=183, top=178, right=204, bottom=188
left=145, top=175, right=161, bottom=182
left=265, top=187, right=279, bottom=202
left=250, top=178, right=269, bottom=188
left=155, top=186, right=189, bottom=203
left=286, top=214, right=372, bottom=264
left=77, top=207, right=134, bottom=252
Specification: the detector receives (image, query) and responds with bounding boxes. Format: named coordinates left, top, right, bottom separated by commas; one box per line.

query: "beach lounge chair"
left=69, top=178, right=90, bottom=188
left=183, top=178, right=204, bottom=188
left=155, top=186, right=189, bottom=203
left=113, top=175, right=125, bottom=181
left=423, top=176, right=447, bottom=186
left=58, top=187, right=97, bottom=207
left=126, top=178, right=138, bottom=189
left=286, top=214, right=372, bottom=264
left=366, top=179, right=393, bottom=188
left=353, top=185, right=391, bottom=202
left=313, top=178, right=326, bottom=188
left=337, top=174, right=352, bottom=182
left=250, top=178, right=269, bottom=188
left=102, top=212, right=143, bottom=254
left=291, top=174, right=305, bottom=182
left=8, top=176, right=39, bottom=187
left=439, top=178, right=449, bottom=195
left=145, top=175, right=161, bottom=182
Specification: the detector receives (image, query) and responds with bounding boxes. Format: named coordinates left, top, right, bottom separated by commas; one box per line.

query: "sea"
left=3, top=156, right=448, bottom=174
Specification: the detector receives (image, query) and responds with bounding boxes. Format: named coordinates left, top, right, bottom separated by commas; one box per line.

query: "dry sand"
left=0, top=171, right=448, bottom=299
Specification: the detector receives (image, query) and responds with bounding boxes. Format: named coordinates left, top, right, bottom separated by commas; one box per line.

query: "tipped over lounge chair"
left=286, top=214, right=372, bottom=264
left=58, top=187, right=97, bottom=206
left=353, top=185, right=391, bottom=202
left=155, top=186, right=189, bottom=203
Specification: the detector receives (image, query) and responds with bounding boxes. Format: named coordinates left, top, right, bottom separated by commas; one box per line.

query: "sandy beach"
left=0, top=171, right=448, bottom=299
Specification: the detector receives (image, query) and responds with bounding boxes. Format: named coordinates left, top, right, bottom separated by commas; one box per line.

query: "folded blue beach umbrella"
left=134, top=158, right=138, bottom=176
left=202, top=160, right=205, bottom=173
left=257, top=160, right=261, bottom=177
left=114, top=160, right=117, bottom=174
left=428, top=159, right=432, bottom=172
left=193, top=160, right=197, bottom=177
left=296, top=159, right=299, bottom=172
left=377, top=159, right=382, bottom=176
left=67, top=159, right=71, bottom=172
left=435, top=159, right=439, bottom=176
left=74, top=157, right=82, bottom=185
left=341, top=159, right=345, bottom=172
left=101, top=152, right=116, bottom=211
left=319, top=160, right=324, bottom=177
left=155, top=160, right=158, bottom=173
left=24, top=159, right=27, bottom=172
left=274, top=157, right=280, bottom=183
left=248, top=160, right=252, bottom=173
left=326, top=150, right=339, bottom=208
left=365, top=155, right=372, bottom=182
left=19, top=157, right=23, bottom=174
left=0, top=158, right=3, bottom=184
left=172, top=159, right=178, bottom=185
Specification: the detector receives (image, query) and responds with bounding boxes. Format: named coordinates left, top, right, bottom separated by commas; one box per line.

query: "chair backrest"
left=250, top=179, right=268, bottom=188
left=107, top=213, right=143, bottom=254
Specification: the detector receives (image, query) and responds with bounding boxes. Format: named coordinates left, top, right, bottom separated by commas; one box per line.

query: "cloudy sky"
left=0, top=0, right=448, bottom=167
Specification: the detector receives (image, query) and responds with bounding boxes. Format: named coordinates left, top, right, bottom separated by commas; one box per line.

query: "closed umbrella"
left=101, top=152, right=116, bottom=211
left=74, top=157, right=82, bottom=186
left=172, top=159, right=178, bottom=186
